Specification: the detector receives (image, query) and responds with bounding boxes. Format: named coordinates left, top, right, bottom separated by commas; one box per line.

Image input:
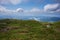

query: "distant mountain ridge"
left=0, top=16, right=60, bottom=22
left=20, top=16, right=60, bottom=22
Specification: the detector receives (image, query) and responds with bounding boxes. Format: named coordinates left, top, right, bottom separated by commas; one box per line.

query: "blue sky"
left=1, top=0, right=60, bottom=9
left=0, top=0, right=60, bottom=18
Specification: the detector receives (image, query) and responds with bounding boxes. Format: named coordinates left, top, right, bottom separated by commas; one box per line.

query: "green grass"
left=0, top=19, right=60, bottom=40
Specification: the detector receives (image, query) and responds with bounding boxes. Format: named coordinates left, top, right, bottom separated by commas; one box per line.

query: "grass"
left=0, top=19, right=60, bottom=40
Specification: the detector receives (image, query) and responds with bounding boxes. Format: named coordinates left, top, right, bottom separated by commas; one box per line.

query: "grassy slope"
left=0, top=19, right=60, bottom=40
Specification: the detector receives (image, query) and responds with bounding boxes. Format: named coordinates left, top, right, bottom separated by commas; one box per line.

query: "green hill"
left=0, top=19, right=60, bottom=40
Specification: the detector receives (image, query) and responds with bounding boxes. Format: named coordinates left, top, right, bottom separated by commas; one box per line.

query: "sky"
left=0, top=0, right=60, bottom=18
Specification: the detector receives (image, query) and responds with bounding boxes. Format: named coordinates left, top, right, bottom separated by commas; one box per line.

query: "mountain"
left=20, top=16, right=60, bottom=22
left=0, top=15, right=60, bottom=22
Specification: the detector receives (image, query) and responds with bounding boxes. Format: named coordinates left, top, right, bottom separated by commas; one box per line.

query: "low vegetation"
left=0, top=19, right=60, bottom=40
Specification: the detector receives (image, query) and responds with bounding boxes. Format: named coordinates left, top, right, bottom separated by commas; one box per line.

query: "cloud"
left=29, top=17, right=40, bottom=21
left=21, top=8, right=41, bottom=13
left=0, top=0, right=29, bottom=5
left=30, top=8, right=40, bottom=12
left=56, top=9, right=60, bottom=12
left=24, top=8, right=43, bottom=13
left=24, top=8, right=44, bottom=14
left=0, top=6, right=7, bottom=12
left=9, top=0, right=22, bottom=5
left=0, top=3, right=60, bottom=14
left=44, top=4, right=60, bottom=11
left=0, top=0, right=21, bottom=5
left=0, top=0, right=9, bottom=4
left=0, top=6, right=24, bottom=13
left=23, top=0, right=29, bottom=3
left=16, top=8, right=24, bottom=12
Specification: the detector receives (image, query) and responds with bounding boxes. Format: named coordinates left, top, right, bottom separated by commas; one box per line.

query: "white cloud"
left=24, top=8, right=44, bottom=13
left=30, top=8, right=40, bottom=12
left=44, top=4, right=59, bottom=11
left=29, top=17, right=40, bottom=21
left=9, top=0, right=22, bottom=5
left=0, top=6, right=7, bottom=12
left=0, top=4, right=60, bottom=14
left=0, top=0, right=29, bottom=5
left=0, top=6, right=24, bottom=13
left=16, top=8, right=24, bottom=12
left=0, top=0, right=9, bottom=4
left=0, top=0, right=21, bottom=5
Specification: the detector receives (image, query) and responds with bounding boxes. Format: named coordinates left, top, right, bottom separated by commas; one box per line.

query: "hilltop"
left=0, top=19, right=60, bottom=40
